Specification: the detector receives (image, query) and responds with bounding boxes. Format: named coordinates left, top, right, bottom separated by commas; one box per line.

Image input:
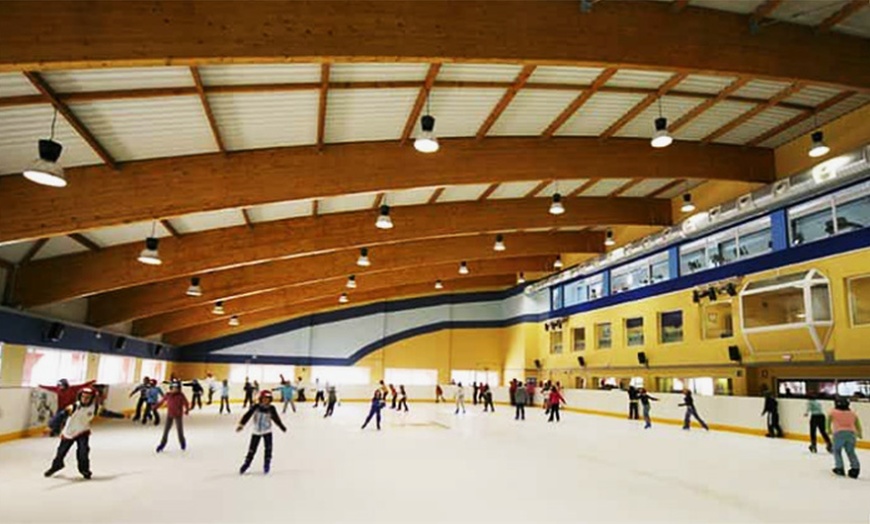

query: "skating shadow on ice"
left=204, top=469, right=302, bottom=481
left=44, top=471, right=145, bottom=491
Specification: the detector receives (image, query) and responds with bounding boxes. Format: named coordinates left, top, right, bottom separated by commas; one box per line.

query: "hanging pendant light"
left=517, top=272, right=526, bottom=284
left=228, top=315, right=240, bottom=327
left=375, top=204, right=394, bottom=229
left=357, top=247, right=371, bottom=267
left=549, top=193, right=565, bottom=215
left=681, top=193, right=696, bottom=213
left=339, top=293, right=349, bottom=304
left=435, top=279, right=444, bottom=290
left=186, top=277, right=202, bottom=297
left=459, top=261, right=469, bottom=275
left=23, top=109, right=67, bottom=188
left=414, top=93, right=439, bottom=153
left=347, top=275, right=357, bottom=289
left=808, top=130, right=830, bottom=158
left=553, top=256, right=563, bottom=270
left=137, top=222, right=162, bottom=265
left=212, top=301, right=225, bottom=315
left=650, top=99, right=673, bottom=149
left=605, top=229, right=616, bottom=247
left=494, top=234, right=506, bottom=252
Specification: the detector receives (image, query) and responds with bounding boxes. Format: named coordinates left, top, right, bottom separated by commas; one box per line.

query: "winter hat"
left=259, top=390, right=273, bottom=402
left=834, top=397, right=850, bottom=410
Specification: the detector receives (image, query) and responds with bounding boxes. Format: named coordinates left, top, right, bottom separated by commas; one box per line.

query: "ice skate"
left=847, top=468, right=859, bottom=479
left=832, top=468, right=845, bottom=476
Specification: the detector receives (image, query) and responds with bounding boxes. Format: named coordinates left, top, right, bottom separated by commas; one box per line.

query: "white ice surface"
left=0, top=402, right=868, bottom=524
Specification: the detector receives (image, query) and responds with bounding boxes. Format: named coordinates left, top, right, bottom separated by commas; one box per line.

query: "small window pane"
left=651, top=260, right=669, bottom=283
left=139, top=359, right=166, bottom=382
left=810, top=284, right=832, bottom=321
left=849, top=276, right=870, bottom=326
left=22, top=348, right=88, bottom=387
left=551, top=287, right=564, bottom=310
left=451, top=369, right=499, bottom=387
left=384, top=368, right=438, bottom=386
left=311, top=366, right=370, bottom=386
left=738, top=228, right=772, bottom=258
left=703, top=303, right=734, bottom=339
left=834, top=195, right=870, bottom=233
left=573, top=328, right=586, bottom=351
left=680, top=246, right=706, bottom=275
left=626, top=317, right=644, bottom=346
left=790, top=206, right=833, bottom=245
left=596, top=322, right=612, bottom=349
left=742, top=287, right=806, bottom=327
left=588, top=276, right=603, bottom=300
left=97, top=355, right=136, bottom=385
left=660, top=311, right=684, bottom=344
left=549, top=331, right=564, bottom=354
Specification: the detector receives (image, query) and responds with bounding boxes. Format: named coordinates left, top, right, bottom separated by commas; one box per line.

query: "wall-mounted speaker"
left=154, top=344, right=164, bottom=357
left=46, top=322, right=65, bottom=342
left=637, top=352, right=647, bottom=365
left=728, top=345, right=742, bottom=363
left=114, top=336, right=127, bottom=351
left=577, top=356, right=586, bottom=368
left=534, top=359, right=542, bottom=369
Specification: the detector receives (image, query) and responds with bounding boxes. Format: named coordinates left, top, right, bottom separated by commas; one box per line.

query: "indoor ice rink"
left=1, top=1, right=870, bottom=523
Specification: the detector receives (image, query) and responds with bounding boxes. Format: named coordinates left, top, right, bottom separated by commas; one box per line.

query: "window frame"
left=595, top=322, right=612, bottom=350
left=659, top=310, right=684, bottom=344
left=625, top=317, right=644, bottom=347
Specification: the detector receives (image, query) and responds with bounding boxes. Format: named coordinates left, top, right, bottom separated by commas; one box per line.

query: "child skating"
left=143, top=379, right=164, bottom=426
left=454, top=382, right=466, bottom=414
left=274, top=375, right=296, bottom=414
left=237, top=390, right=287, bottom=474
left=397, top=385, right=409, bottom=412
left=155, top=380, right=190, bottom=452
left=219, top=379, right=231, bottom=414
left=324, top=386, right=339, bottom=418
left=638, top=388, right=658, bottom=429
left=44, top=387, right=98, bottom=479
left=482, top=384, right=495, bottom=413
left=679, top=389, right=709, bottom=431
left=361, top=390, right=386, bottom=430
left=828, top=397, right=862, bottom=478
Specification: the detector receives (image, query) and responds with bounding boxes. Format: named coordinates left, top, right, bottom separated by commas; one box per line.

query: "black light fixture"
left=517, top=272, right=526, bottom=284
left=357, top=247, right=371, bottom=267
left=459, top=261, right=469, bottom=275
left=137, top=222, right=162, bottom=266
left=605, top=229, right=615, bottom=247
left=23, top=109, right=67, bottom=187
left=808, top=130, right=830, bottom=158
left=494, top=234, right=506, bottom=252
left=347, top=275, right=357, bottom=289
left=549, top=193, right=565, bottom=215
left=681, top=193, right=696, bottom=213
left=553, top=255, right=563, bottom=270
left=435, top=279, right=444, bottom=290
left=228, top=315, right=240, bottom=327
left=339, top=293, right=349, bottom=304
left=186, top=277, right=202, bottom=297
left=212, top=301, right=225, bottom=315
left=650, top=98, right=673, bottom=149
left=414, top=93, right=439, bottom=153
left=375, top=204, right=393, bottom=229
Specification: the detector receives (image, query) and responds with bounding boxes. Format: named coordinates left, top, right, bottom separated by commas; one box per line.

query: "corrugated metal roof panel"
left=675, top=74, right=737, bottom=95
left=0, top=240, right=36, bottom=264
left=836, top=5, right=870, bottom=38
left=172, top=208, right=247, bottom=234
left=616, top=95, right=704, bottom=139
left=318, top=193, right=379, bottom=214
left=42, top=67, right=194, bottom=93
left=330, top=63, right=429, bottom=82
left=69, top=96, right=218, bottom=161
left=488, top=89, right=578, bottom=136
left=716, top=105, right=804, bottom=145
left=32, top=236, right=90, bottom=260
left=208, top=91, right=318, bottom=150
left=247, top=200, right=314, bottom=223
left=536, top=179, right=590, bottom=197
left=554, top=92, right=646, bottom=136
left=427, top=88, right=506, bottom=138
left=386, top=187, right=437, bottom=207
left=606, top=69, right=674, bottom=89
left=198, top=64, right=321, bottom=85
left=488, top=181, right=543, bottom=199
left=438, top=64, right=523, bottom=82
left=619, top=178, right=675, bottom=198
left=437, top=184, right=492, bottom=202
left=325, top=88, right=417, bottom=143
left=689, top=0, right=762, bottom=14
left=0, top=104, right=103, bottom=176
left=528, top=66, right=604, bottom=85
left=0, top=72, right=39, bottom=97
left=784, top=85, right=844, bottom=108
left=673, top=100, right=755, bottom=141
left=768, top=0, right=847, bottom=27
left=760, top=94, right=870, bottom=149
left=733, top=79, right=792, bottom=101
left=579, top=179, right=632, bottom=197
left=86, top=221, right=171, bottom=248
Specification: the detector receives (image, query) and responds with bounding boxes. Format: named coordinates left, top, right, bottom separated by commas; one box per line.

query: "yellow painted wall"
left=0, top=344, right=27, bottom=387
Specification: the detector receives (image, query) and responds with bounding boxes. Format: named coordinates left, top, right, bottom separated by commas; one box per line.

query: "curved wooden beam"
left=1, top=1, right=868, bottom=90
left=164, top=274, right=518, bottom=346
left=12, top=197, right=664, bottom=307
left=0, top=138, right=772, bottom=244
left=133, top=255, right=551, bottom=337
left=86, top=231, right=595, bottom=327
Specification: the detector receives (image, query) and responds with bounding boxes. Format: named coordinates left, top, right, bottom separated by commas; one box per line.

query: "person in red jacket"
left=155, top=380, right=190, bottom=453
left=548, top=386, right=566, bottom=423
left=40, top=379, right=98, bottom=436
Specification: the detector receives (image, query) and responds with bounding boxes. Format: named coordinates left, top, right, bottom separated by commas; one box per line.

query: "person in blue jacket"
left=273, top=376, right=296, bottom=414
left=361, top=390, right=387, bottom=431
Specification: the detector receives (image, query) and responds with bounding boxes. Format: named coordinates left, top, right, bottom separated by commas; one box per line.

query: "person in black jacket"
left=242, top=378, right=255, bottom=408
left=129, top=377, right=151, bottom=422
left=762, top=392, right=784, bottom=438
left=627, top=385, right=640, bottom=420
left=236, top=390, right=287, bottom=475
left=679, top=390, right=709, bottom=431
left=639, top=388, right=658, bottom=429
left=183, top=379, right=204, bottom=410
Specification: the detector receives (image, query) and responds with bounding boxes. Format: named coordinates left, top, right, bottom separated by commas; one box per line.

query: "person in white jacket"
left=44, top=387, right=98, bottom=479
left=454, top=383, right=466, bottom=414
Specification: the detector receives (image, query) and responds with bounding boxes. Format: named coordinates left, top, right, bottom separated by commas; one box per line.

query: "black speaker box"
left=577, top=356, right=586, bottom=367
left=534, top=359, right=541, bottom=369
left=47, top=322, right=65, bottom=342
left=728, top=345, right=742, bottom=362
left=637, top=352, right=647, bottom=365
left=114, top=336, right=127, bottom=351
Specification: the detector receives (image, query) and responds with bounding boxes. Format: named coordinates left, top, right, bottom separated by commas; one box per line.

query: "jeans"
left=833, top=431, right=860, bottom=471
left=362, top=408, right=382, bottom=429
left=629, top=401, right=639, bottom=420
left=133, top=397, right=147, bottom=421
left=683, top=406, right=708, bottom=430
left=642, top=404, right=652, bottom=428
left=548, top=404, right=561, bottom=422
left=809, top=414, right=831, bottom=448
left=324, top=400, right=337, bottom=417
left=766, top=412, right=783, bottom=437
left=283, top=398, right=296, bottom=414
left=243, top=433, right=273, bottom=467
left=191, top=393, right=202, bottom=410
left=220, top=397, right=231, bottom=414
left=515, top=404, right=525, bottom=420
left=158, top=416, right=186, bottom=449
left=50, top=433, right=90, bottom=475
